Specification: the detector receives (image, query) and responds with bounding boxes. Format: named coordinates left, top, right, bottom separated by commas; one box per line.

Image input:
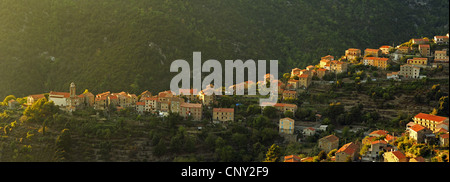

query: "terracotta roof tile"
left=213, top=108, right=234, bottom=113
left=49, top=91, right=70, bottom=98
left=414, top=113, right=448, bottom=122
left=337, top=142, right=358, bottom=155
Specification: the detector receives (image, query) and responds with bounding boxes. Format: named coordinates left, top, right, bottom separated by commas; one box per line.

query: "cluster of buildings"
left=24, top=82, right=95, bottom=112
left=22, top=82, right=238, bottom=123
left=280, top=34, right=448, bottom=101
left=21, top=76, right=305, bottom=123
left=282, top=112, right=449, bottom=162
left=281, top=54, right=347, bottom=100
left=301, top=34, right=449, bottom=81
left=387, top=34, right=449, bottom=80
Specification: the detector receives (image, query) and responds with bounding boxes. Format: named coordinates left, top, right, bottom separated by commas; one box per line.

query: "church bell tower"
left=70, top=82, right=76, bottom=98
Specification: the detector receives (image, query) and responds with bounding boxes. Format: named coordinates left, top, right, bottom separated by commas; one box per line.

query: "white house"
left=48, top=82, right=79, bottom=112
left=48, top=91, right=70, bottom=107
left=387, top=72, right=399, bottom=80
left=303, top=127, right=316, bottom=136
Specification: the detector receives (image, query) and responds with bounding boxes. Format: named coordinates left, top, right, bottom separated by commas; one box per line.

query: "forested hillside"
left=0, top=0, right=448, bottom=98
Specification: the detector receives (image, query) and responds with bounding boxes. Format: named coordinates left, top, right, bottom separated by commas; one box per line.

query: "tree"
left=437, top=96, right=449, bottom=116
left=345, top=155, right=353, bottom=162
left=317, top=150, right=327, bottom=161
left=204, top=133, right=217, bottom=152
left=2, top=95, right=16, bottom=105
left=325, top=102, right=345, bottom=123
left=342, top=126, right=350, bottom=139
left=430, top=108, right=438, bottom=115
left=153, top=138, right=167, bottom=157
left=54, top=128, right=72, bottom=161
left=23, top=97, right=58, bottom=123
left=282, top=73, right=291, bottom=84
left=284, top=110, right=294, bottom=118
left=246, top=104, right=261, bottom=115
left=263, top=144, right=280, bottom=162
left=231, top=133, right=248, bottom=148
left=327, top=149, right=337, bottom=159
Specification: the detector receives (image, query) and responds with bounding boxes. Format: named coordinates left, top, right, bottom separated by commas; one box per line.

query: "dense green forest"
left=0, top=0, right=448, bottom=98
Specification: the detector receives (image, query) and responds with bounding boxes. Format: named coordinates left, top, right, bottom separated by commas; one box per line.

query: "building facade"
left=318, top=135, right=339, bottom=153
left=213, top=108, right=234, bottom=122
left=399, top=64, right=420, bottom=79
left=279, top=117, right=295, bottom=134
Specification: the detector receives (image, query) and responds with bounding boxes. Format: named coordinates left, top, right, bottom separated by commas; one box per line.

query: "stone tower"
left=68, top=82, right=77, bottom=112
left=70, top=82, right=76, bottom=98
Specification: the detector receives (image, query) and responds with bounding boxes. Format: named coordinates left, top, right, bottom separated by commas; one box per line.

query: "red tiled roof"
left=49, top=91, right=70, bottom=98
left=365, top=48, right=380, bottom=52
left=305, top=127, right=315, bottom=131
left=298, top=74, right=309, bottom=78
left=135, top=102, right=145, bottom=106
left=283, top=90, right=297, bottom=94
left=213, top=108, right=234, bottom=113
left=281, top=117, right=295, bottom=122
left=391, top=151, right=406, bottom=160
left=321, top=55, right=334, bottom=59
left=364, top=136, right=377, bottom=143
left=180, top=103, right=202, bottom=108
left=95, top=96, right=108, bottom=101
left=419, top=44, right=430, bottom=48
left=144, top=97, right=158, bottom=101
left=414, top=113, right=448, bottom=122
left=284, top=155, right=301, bottom=162
left=412, top=57, right=428, bottom=61
left=29, top=94, right=45, bottom=100
left=436, top=128, right=448, bottom=133
left=385, top=134, right=397, bottom=142
left=413, top=38, right=429, bottom=42
left=411, top=156, right=425, bottom=162
left=371, top=140, right=387, bottom=145
left=364, top=57, right=377, bottom=60
left=274, top=103, right=297, bottom=108
left=435, top=36, right=449, bottom=39
left=321, top=135, right=339, bottom=143
left=300, top=157, right=314, bottom=162
left=141, top=90, right=152, bottom=96
left=440, top=133, right=449, bottom=139
left=347, top=48, right=360, bottom=51
left=410, top=124, right=426, bottom=132
left=369, top=130, right=388, bottom=136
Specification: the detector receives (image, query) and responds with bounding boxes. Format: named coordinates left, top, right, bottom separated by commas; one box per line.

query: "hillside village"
left=1, top=34, right=449, bottom=162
